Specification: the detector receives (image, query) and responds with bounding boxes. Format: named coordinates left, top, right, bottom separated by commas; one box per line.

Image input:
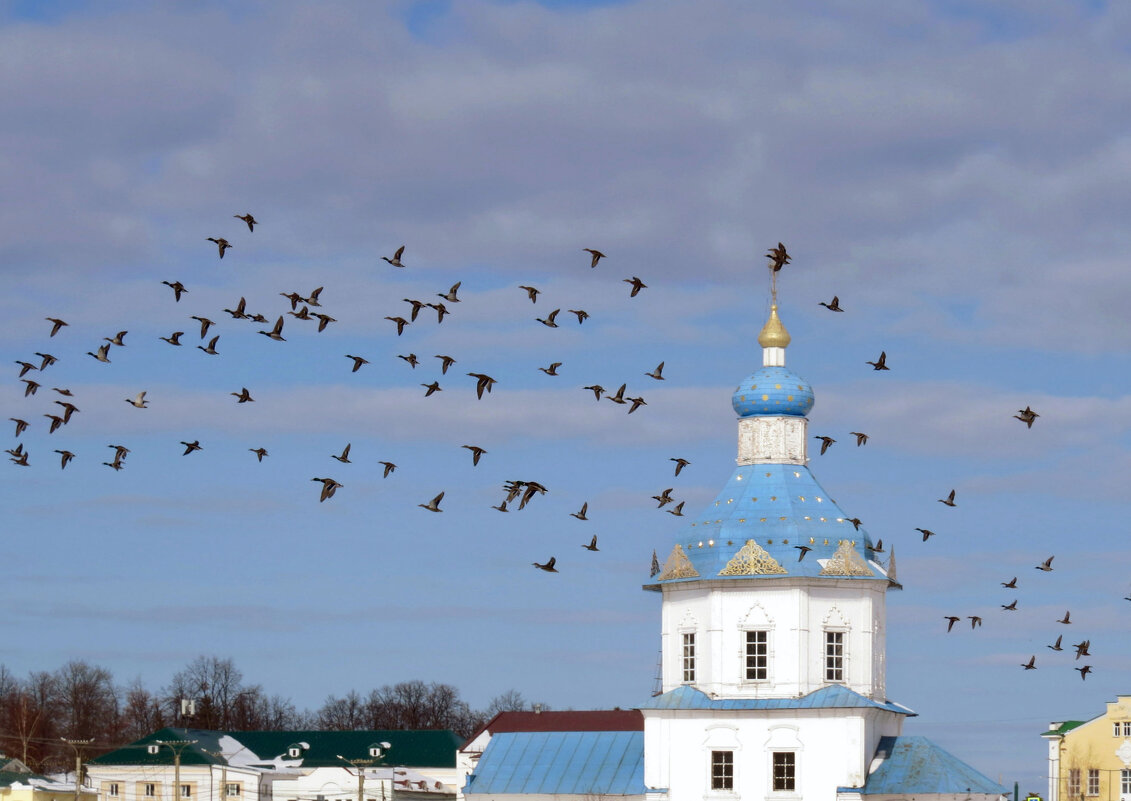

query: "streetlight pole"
left=337, top=744, right=391, bottom=801
left=60, top=738, right=94, bottom=801
left=156, top=739, right=198, bottom=801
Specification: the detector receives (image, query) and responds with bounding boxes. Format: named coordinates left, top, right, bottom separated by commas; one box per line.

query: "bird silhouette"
left=1076, top=665, right=1092, bottom=680
left=1073, top=640, right=1090, bottom=659
left=583, top=248, right=605, bottom=268
left=197, top=335, right=220, bottom=355
left=181, top=440, right=202, bottom=455
left=462, top=445, right=486, bottom=465
left=10, top=418, right=28, bottom=437
left=20, top=379, right=39, bottom=396
left=382, top=245, right=406, bottom=268
left=850, top=432, right=868, bottom=446
left=652, top=488, right=674, bottom=508
left=259, top=317, right=285, bottom=342
left=125, top=391, right=149, bottom=409
left=872, top=539, right=884, bottom=553
left=1014, top=406, right=1039, bottom=428
left=311, top=477, right=342, bottom=502
left=52, top=387, right=72, bottom=396
left=385, top=316, right=410, bottom=335
left=54, top=450, right=75, bottom=469
left=399, top=353, right=419, bottom=368
left=231, top=388, right=253, bottom=403
left=968, top=616, right=982, bottom=629
left=815, top=436, right=836, bottom=455
left=847, top=518, right=862, bottom=530
left=624, top=276, right=647, bottom=297
left=1035, top=556, right=1055, bottom=572
left=379, top=461, right=397, bottom=478
left=191, top=316, right=215, bottom=339
left=667, top=501, right=685, bottom=516
left=403, top=298, right=425, bottom=321
left=305, top=286, right=325, bottom=305
left=160, top=331, right=184, bottom=346
left=606, top=384, right=627, bottom=405
left=54, top=401, right=78, bottom=423
left=671, top=458, right=690, bottom=476
left=1020, top=655, right=1036, bottom=670
left=627, top=396, right=647, bottom=414
left=467, top=372, right=496, bottom=399
left=944, top=616, right=960, bottom=632
left=766, top=242, right=790, bottom=271
left=795, top=545, right=812, bottom=562
left=539, top=362, right=562, bottom=376
left=35, top=352, right=56, bottom=370
left=1048, top=635, right=1063, bottom=651
left=162, top=280, right=187, bottom=300
left=571, top=502, right=589, bottom=521
left=568, top=309, right=589, bottom=324
left=1002, top=600, right=1018, bottom=611
left=104, top=330, right=128, bottom=347
left=312, top=313, right=335, bottom=332
left=15, top=360, right=36, bottom=377
left=207, top=237, right=232, bottom=258
left=916, top=528, right=935, bottom=542
left=438, top=281, right=461, bottom=303
left=435, top=355, right=456, bottom=374
left=234, top=213, right=257, bottom=231
left=1002, top=577, right=1018, bottom=588
left=332, top=444, right=351, bottom=464
left=421, top=381, right=441, bottom=397
left=249, top=448, right=268, bottom=462
left=492, top=500, right=509, bottom=512
left=866, top=351, right=889, bottom=370
left=819, top=295, right=844, bottom=312
left=519, top=285, right=540, bottom=303
left=419, top=491, right=445, bottom=512
left=1057, top=610, right=1072, bottom=624
left=532, top=556, right=558, bottom=572
left=536, top=309, right=560, bottom=328
left=645, top=362, right=665, bottom=380
left=223, top=297, right=249, bottom=319
left=346, top=355, right=369, bottom=372
left=582, top=535, right=599, bottom=552
left=938, top=489, right=956, bottom=507
left=46, top=317, right=69, bottom=337
left=427, top=302, right=450, bottom=323
left=44, top=414, right=64, bottom=433
left=87, top=344, right=111, bottom=363
left=583, top=385, right=605, bottom=401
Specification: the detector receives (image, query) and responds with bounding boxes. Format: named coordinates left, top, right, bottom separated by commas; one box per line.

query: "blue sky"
left=3, top=0, right=1131, bottom=791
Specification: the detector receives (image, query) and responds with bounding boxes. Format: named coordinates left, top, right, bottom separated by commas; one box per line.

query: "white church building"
left=463, top=287, right=1005, bottom=801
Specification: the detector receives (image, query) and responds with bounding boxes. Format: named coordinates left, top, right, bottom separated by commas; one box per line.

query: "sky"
left=2, top=0, right=1130, bottom=792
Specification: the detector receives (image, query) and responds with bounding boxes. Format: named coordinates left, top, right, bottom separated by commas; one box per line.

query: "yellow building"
left=1042, top=695, right=1131, bottom=801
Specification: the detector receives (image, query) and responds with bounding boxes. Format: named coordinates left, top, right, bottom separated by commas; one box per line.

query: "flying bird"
left=492, top=500, right=509, bottom=512
left=583, top=385, right=605, bottom=401
left=467, top=372, right=496, bottom=399
left=10, top=418, right=28, bottom=437
left=967, top=616, right=982, bottom=629
left=652, top=488, right=674, bottom=508
left=438, top=281, right=461, bottom=303
left=402, top=298, right=425, bottom=321
left=570, top=502, right=589, bottom=521
left=1057, top=610, right=1072, bottom=625
left=795, top=545, right=812, bottom=562
left=305, top=287, right=324, bottom=306
left=462, top=445, right=486, bottom=465
left=46, top=317, right=69, bottom=337
left=35, top=353, right=56, bottom=370
left=568, top=309, right=589, bottom=324
left=847, top=518, right=862, bottom=530
left=427, top=302, right=450, bottom=323
left=766, top=242, right=790, bottom=271
left=667, top=501, right=685, bottom=516
left=160, top=331, right=184, bottom=346
left=850, top=432, right=868, bottom=446
left=379, top=461, right=397, bottom=478
left=223, top=297, right=249, bottom=319
left=21, top=379, right=39, bottom=396
left=419, top=491, right=445, bottom=512
left=872, top=539, right=884, bottom=553
left=536, top=309, right=560, bottom=328
left=1014, top=406, right=1039, bottom=428
left=819, top=295, right=844, bottom=312
left=582, top=535, right=599, bottom=552
left=815, top=436, right=836, bottom=455
left=54, top=449, right=75, bottom=469
left=259, top=317, right=285, bottom=341
left=623, top=276, right=647, bottom=297
left=191, top=316, right=215, bottom=339
left=313, top=312, right=340, bottom=332
left=249, top=448, right=268, bottom=462
left=1035, top=556, right=1055, bottom=572
left=645, top=362, right=665, bottom=380
left=1073, top=640, right=1091, bottom=659
left=230, top=388, right=253, bottom=403
left=87, top=344, right=111, bottom=363
left=382, top=245, right=406, bottom=268
left=938, top=489, right=956, bottom=507
left=519, top=285, right=540, bottom=303
left=627, top=396, right=647, bottom=414
left=125, top=391, right=149, bottom=409
left=385, top=316, right=410, bottom=335
left=103, top=330, right=128, bottom=347
left=15, top=360, right=36, bottom=377
left=539, top=362, right=562, bottom=376
left=583, top=248, right=605, bottom=268
left=1002, top=600, right=1018, bottom=611
left=234, top=213, right=257, bottom=231
left=944, top=616, right=960, bottom=632
left=332, top=443, right=351, bottom=463
left=207, top=237, right=232, bottom=258
left=54, top=401, right=78, bottom=423
left=866, top=351, right=890, bottom=370
left=311, top=477, right=342, bottom=502
left=1002, top=577, right=1017, bottom=588
left=532, top=556, right=558, bottom=572
left=1020, top=655, right=1036, bottom=670
left=1076, top=665, right=1092, bottom=680
left=606, top=384, right=627, bottom=405
left=435, top=355, right=456, bottom=374
left=180, top=440, right=202, bottom=455
left=346, top=355, right=369, bottom=372
left=916, top=528, right=935, bottom=542
left=671, top=458, right=690, bottom=476
left=421, top=381, right=441, bottom=397
left=197, top=335, right=220, bottom=355
left=399, top=353, right=419, bottom=368
left=44, top=414, right=64, bottom=433
left=1048, top=635, right=1063, bottom=651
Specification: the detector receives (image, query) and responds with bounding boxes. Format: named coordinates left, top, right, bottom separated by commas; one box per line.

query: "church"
left=462, top=282, right=1005, bottom=801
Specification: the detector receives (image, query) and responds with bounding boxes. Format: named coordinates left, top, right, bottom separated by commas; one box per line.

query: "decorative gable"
left=658, top=544, right=698, bottom=580
left=719, top=540, right=787, bottom=576
left=820, top=540, right=874, bottom=577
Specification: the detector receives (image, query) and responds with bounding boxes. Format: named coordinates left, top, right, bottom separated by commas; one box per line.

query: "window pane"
left=1124, top=722, right=1131, bottom=736
left=746, top=630, right=768, bottom=680
left=773, top=752, right=795, bottom=791
left=682, top=633, right=696, bottom=683
left=1088, top=769, right=1099, bottom=796
left=825, top=631, right=844, bottom=682
left=1121, top=770, right=1131, bottom=795
left=711, top=751, right=734, bottom=790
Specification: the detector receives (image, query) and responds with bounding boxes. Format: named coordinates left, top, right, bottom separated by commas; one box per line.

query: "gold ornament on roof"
left=657, top=544, right=699, bottom=580
left=719, top=539, right=787, bottom=576
left=820, top=540, right=875, bottom=577
left=757, top=304, right=791, bottom=349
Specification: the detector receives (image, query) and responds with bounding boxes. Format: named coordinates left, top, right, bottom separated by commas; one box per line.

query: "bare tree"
left=54, top=660, right=120, bottom=742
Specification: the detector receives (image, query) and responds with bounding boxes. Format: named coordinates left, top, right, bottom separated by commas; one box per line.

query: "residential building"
left=1042, top=695, right=1131, bottom=801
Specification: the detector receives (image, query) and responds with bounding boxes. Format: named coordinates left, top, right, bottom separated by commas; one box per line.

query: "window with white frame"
left=772, top=751, right=796, bottom=792
left=1124, top=722, right=1131, bottom=737
left=1117, top=722, right=1123, bottom=737
left=226, top=785, right=241, bottom=798
left=181, top=786, right=191, bottom=799
left=710, top=750, right=733, bottom=791
left=745, top=630, right=768, bottom=681
left=1121, top=770, right=1131, bottom=795
left=1068, top=769, right=1080, bottom=797
left=107, top=784, right=120, bottom=798
left=1088, top=769, right=1100, bottom=796
left=682, top=632, right=696, bottom=683
left=825, top=630, right=844, bottom=682
left=144, top=785, right=156, bottom=798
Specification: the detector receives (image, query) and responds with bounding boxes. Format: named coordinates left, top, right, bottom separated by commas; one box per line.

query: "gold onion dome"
left=757, top=304, right=791, bottom=349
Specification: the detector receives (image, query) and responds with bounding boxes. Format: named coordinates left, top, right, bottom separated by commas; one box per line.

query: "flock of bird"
left=6, top=214, right=693, bottom=579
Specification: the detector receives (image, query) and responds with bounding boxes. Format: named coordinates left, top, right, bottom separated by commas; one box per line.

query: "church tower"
left=640, top=277, right=909, bottom=799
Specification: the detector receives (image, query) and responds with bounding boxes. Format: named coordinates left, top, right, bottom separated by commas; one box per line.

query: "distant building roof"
left=464, top=709, right=642, bottom=747
left=1041, top=720, right=1087, bottom=737
left=463, top=731, right=645, bottom=797
left=90, top=728, right=460, bottom=770
left=855, top=736, right=1004, bottom=796
left=639, top=683, right=915, bottom=716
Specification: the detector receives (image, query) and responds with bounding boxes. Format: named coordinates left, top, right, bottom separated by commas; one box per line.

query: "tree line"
left=0, top=656, right=541, bottom=773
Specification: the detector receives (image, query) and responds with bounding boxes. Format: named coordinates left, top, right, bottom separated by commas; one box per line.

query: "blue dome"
left=732, top=366, right=814, bottom=417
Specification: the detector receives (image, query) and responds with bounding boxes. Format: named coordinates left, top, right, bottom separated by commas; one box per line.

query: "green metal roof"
left=1040, top=720, right=1087, bottom=737
left=90, top=728, right=460, bottom=769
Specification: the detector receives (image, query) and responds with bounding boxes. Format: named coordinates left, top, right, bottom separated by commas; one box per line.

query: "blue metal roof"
left=733, top=365, right=815, bottom=417
left=639, top=684, right=915, bottom=716
left=647, top=463, right=889, bottom=586
left=855, top=736, right=1005, bottom=795
left=464, top=731, right=645, bottom=796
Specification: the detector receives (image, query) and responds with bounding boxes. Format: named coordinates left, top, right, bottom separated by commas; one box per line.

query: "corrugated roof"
left=90, top=728, right=460, bottom=769
left=1041, top=720, right=1087, bottom=737
left=484, top=710, right=642, bottom=735
left=639, top=684, right=915, bottom=716
left=464, top=731, right=645, bottom=796
left=858, top=736, right=1004, bottom=795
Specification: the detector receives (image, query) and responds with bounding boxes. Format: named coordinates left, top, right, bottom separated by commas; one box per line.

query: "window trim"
left=744, top=629, right=769, bottom=682
left=824, top=629, right=845, bottom=683
left=225, top=785, right=241, bottom=799
left=1087, top=768, right=1100, bottom=796
left=107, top=784, right=120, bottom=798
left=771, top=750, right=797, bottom=793
left=1124, top=722, right=1131, bottom=737
left=144, top=785, right=157, bottom=799
left=1068, top=769, right=1081, bottom=797
left=681, top=631, right=696, bottom=684
left=1121, top=769, right=1131, bottom=796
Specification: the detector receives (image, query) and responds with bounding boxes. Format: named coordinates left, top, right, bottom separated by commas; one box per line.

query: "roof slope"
left=860, top=736, right=1004, bottom=795
left=464, top=731, right=645, bottom=796
left=90, top=728, right=460, bottom=769
left=640, top=684, right=915, bottom=716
